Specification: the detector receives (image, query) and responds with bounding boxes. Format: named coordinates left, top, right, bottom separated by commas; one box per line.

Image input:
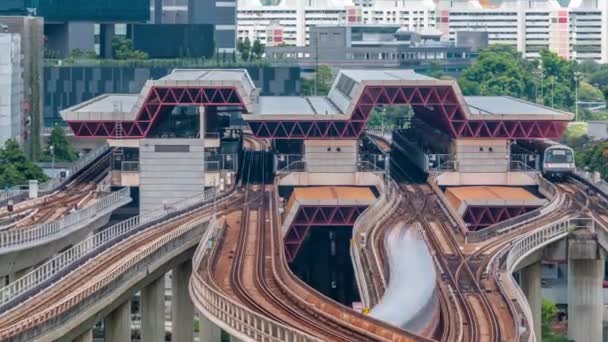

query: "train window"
left=479, top=147, right=484, bottom=152
left=489, top=147, right=493, bottom=152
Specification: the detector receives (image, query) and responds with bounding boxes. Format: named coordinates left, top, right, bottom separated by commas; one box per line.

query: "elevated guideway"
left=0, top=146, right=133, bottom=280
left=0, top=185, right=231, bottom=341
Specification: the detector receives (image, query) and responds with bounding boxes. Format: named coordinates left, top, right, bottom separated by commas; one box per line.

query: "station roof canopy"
left=60, top=68, right=573, bottom=139
left=445, top=186, right=547, bottom=214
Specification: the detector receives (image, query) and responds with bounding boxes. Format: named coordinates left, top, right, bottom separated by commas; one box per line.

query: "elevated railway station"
left=0, top=67, right=600, bottom=342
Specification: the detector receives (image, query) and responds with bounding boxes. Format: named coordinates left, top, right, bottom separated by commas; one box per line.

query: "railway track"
left=202, top=142, right=428, bottom=341
left=0, top=185, right=243, bottom=339
left=0, top=152, right=112, bottom=231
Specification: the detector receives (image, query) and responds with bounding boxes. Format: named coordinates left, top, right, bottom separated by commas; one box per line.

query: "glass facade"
left=0, top=0, right=149, bottom=21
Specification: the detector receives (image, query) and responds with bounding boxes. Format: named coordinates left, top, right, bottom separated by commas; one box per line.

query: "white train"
left=520, top=139, right=575, bottom=178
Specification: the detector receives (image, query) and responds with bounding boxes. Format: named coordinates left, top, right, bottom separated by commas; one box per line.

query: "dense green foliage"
left=541, top=299, right=571, bottom=342
left=43, top=126, right=79, bottom=162
left=301, top=65, right=334, bottom=96
left=237, top=38, right=264, bottom=61
left=367, top=106, right=411, bottom=128
left=111, top=37, right=149, bottom=60
left=0, top=139, right=48, bottom=189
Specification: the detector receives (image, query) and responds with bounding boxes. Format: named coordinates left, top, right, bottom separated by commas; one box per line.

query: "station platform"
left=282, top=186, right=376, bottom=262
left=445, top=186, right=547, bottom=231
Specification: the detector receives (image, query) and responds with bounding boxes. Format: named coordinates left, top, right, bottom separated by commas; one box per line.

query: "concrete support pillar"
left=520, top=262, right=542, bottom=339
left=104, top=300, right=131, bottom=342
left=568, top=231, right=604, bottom=342
left=28, top=179, right=38, bottom=199
left=172, top=262, right=194, bottom=342
left=72, top=329, right=93, bottom=342
left=141, top=277, right=165, bottom=342
left=199, top=313, right=221, bottom=342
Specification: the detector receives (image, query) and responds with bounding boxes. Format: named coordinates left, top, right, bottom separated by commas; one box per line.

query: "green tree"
left=589, top=69, right=608, bottom=89
left=541, top=299, right=571, bottom=341
left=237, top=38, right=252, bottom=61
left=251, top=39, right=265, bottom=60
left=0, top=139, right=48, bottom=188
left=301, top=65, right=334, bottom=96
left=111, top=37, right=148, bottom=60
left=44, top=126, right=79, bottom=162
left=578, top=81, right=604, bottom=102
left=68, top=48, right=83, bottom=59
left=459, top=45, right=534, bottom=100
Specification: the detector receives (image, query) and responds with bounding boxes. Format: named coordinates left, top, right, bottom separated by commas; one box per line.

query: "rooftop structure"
left=264, top=25, right=481, bottom=73
left=61, top=68, right=573, bottom=140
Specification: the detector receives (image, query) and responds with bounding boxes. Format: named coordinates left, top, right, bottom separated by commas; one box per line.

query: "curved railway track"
left=0, top=186, right=243, bottom=339
left=0, top=152, right=112, bottom=231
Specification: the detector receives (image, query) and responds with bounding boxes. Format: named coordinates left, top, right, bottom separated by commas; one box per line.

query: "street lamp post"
left=49, top=145, right=55, bottom=171
left=574, top=71, right=581, bottom=122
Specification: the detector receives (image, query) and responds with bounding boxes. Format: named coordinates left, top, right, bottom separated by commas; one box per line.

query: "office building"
left=0, top=33, right=23, bottom=146
left=266, top=25, right=482, bottom=73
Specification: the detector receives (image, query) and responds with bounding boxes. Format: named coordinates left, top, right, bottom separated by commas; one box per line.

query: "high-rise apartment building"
left=0, top=16, right=43, bottom=159
left=0, top=33, right=23, bottom=146
left=238, top=0, right=608, bottom=62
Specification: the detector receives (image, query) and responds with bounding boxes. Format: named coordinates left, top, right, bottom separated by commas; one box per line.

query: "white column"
left=141, top=277, right=165, bottom=342
left=104, top=300, right=131, bottom=342
left=520, top=262, right=542, bottom=340
left=28, top=179, right=38, bottom=199
left=568, top=234, right=604, bottom=342
left=199, top=313, right=221, bottom=342
left=172, top=262, right=194, bottom=342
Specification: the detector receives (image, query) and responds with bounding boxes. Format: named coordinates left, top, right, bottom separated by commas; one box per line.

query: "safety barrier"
left=0, top=213, right=214, bottom=341
left=574, top=169, right=608, bottom=197
left=0, top=186, right=216, bottom=309
left=0, top=187, right=131, bottom=252
left=364, top=128, right=393, bottom=143
left=276, top=159, right=386, bottom=174
left=498, top=216, right=585, bottom=342
left=350, top=180, right=399, bottom=307
left=190, top=216, right=319, bottom=342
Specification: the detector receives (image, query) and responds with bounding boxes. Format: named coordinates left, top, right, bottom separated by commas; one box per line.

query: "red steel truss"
left=66, top=84, right=568, bottom=139
left=248, top=86, right=568, bottom=139
left=284, top=205, right=367, bottom=263
left=67, top=86, right=245, bottom=138
left=463, top=205, right=539, bottom=231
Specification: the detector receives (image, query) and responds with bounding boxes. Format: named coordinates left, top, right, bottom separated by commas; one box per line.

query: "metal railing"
left=0, top=187, right=132, bottom=252
left=276, top=159, right=385, bottom=174
left=574, top=169, right=608, bottom=197
left=0, top=186, right=216, bottom=309
left=275, top=154, right=304, bottom=172
left=120, top=161, right=139, bottom=173
left=204, top=153, right=239, bottom=172
left=190, top=217, right=319, bottom=342
left=500, top=216, right=584, bottom=342
left=509, top=160, right=539, bottom=173
left=364, top=128, right=393, bottom=143
left=0, top=214, right=214, bottom=341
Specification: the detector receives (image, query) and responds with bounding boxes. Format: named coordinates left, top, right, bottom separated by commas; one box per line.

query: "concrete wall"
left=304, top=140, right=357, bottom=173
left=587, top=121, right=608, bottom=141
left=139, top=138, right=205, bottom=213
left=454, top=139, right=509, bottom=173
